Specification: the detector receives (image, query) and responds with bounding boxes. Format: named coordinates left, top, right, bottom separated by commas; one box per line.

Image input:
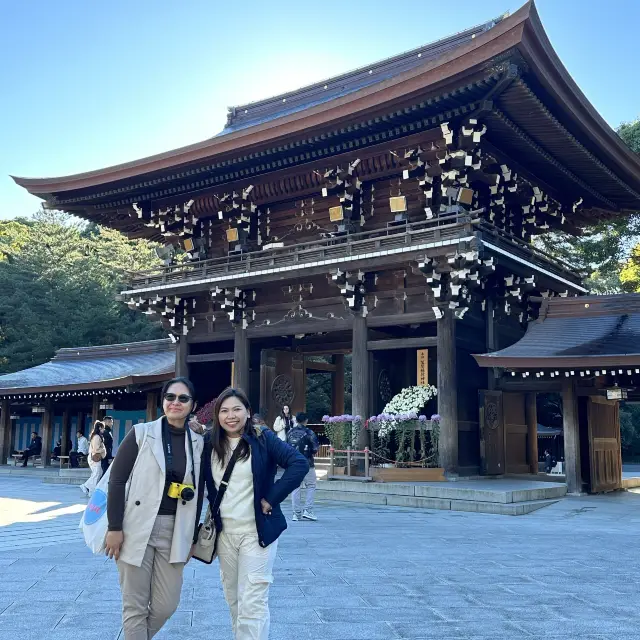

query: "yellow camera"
left=167, top=482, right=195, bottom=502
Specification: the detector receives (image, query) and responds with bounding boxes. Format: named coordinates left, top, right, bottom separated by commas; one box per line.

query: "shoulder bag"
left=193, top=445, right=241, bottom=564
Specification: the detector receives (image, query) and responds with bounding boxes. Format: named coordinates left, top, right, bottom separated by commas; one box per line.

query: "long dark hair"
left=281, top=405, right=293, bottom=428
left=211, top=387, right=253, bottom=463
left=90, top=421, right=104, bottom=440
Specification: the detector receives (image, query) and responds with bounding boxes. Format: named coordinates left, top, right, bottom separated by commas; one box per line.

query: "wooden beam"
left=41, top=402, right=53, bottom=467
left=305, top=361, right=337, bottom=373
left=186, top=352, right=234, bottom=364
left=525, top=393, right=538, bottom=475
left=0, top=399, right=11, bottom=465
left=352, top=314, right=369, bottom=426
left=332, top=355, right=345, bottom=417
left=562, top=379, right=582, bottom=494
left=61, top=409, right=71, bottom=456
left=146, top=391, right=158, bottom=423
left=437, top=309, right=458, bottom=475
left=367, top=336, right=438, bottom=351
left=233, top=324, right=250, bottom=393
left=175, top=339, right=189, bottom=378
left=91, top=396, right=101, bottom=425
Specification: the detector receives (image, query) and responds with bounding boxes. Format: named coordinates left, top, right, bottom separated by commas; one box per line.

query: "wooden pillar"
left=352, top=314, right=369, bottom=449
left=175, top=338, right=189, bottom=378
left=91, top=396, right=100, bottom=425
left=233, top=324, right=250, bottom=393
left=486, top=299, right=496, bottom=391
left=437, top=309, right=458, bottom=475
left=40, top=402, right=53, bottom=467
left=526, top=393, right=538, bottom=475
left=332, top=354, right=345, bottom=416
left=61, top=409, right=71, bottom=456
left=76, top=411, right=85, bottom=436
left=0, top=399, right=11, bottom=465
left=562, top=379, right=582, bottom=494
left=146, top=391, right=158, bottom=422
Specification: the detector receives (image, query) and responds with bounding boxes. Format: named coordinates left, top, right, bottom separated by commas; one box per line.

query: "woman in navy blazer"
left=202, top=387, right=308, bottom=639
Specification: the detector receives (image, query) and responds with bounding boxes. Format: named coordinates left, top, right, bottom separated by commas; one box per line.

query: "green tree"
left=534, top=118, right=640, bottom=292
left=0, top=210, right=164, bottom=373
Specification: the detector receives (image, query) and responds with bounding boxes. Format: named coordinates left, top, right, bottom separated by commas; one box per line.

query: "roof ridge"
left=54, top=338, right=174, bottom=360
left=226, top=13, right=508, bottom=117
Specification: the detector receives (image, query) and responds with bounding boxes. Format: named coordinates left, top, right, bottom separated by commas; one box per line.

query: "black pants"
left=21, top=450, right=38, bottom=465
left=101, top=457, right=111, bottom=475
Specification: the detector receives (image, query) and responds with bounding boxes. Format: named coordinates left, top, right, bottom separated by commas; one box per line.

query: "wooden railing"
left=122, top=214, right=583, bottom=293
left=124, top=214, right=473, bottom=291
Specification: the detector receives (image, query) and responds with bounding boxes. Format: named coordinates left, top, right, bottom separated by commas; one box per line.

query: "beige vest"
left=119, top=418, right=204, bottom=567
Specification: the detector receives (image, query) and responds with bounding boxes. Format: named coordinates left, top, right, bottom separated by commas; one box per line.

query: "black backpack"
left=288, top=428, right=312, bottom=458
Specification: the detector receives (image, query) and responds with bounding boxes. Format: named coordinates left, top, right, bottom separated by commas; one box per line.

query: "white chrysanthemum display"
left=374, top=385, right=437, bottom=438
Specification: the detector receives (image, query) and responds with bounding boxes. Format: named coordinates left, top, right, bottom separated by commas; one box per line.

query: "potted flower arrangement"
left=367, top=385, right=444, bottom=482
left=321, top=414, right=362, bottom=476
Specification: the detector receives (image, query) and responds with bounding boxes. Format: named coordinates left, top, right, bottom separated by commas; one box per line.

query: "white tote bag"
left=79, top=428, right=148, bottom=554
left=79, top=464, right=112, bottom=554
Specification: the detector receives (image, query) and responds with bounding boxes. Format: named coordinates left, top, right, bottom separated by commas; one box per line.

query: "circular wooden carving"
left=378, top=370, right=393, bottom=403
left=486, top=401, right=499, bottom=430
left=272, top=375, right=295, bottom=407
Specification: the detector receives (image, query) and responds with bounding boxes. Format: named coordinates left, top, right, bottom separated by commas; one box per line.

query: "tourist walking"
left=287, top=412, right=319, bottom=521
left=101, top=415, right=114, bottom=474
left=104, top=377, right=204, bottom=640
left=203, top=387, right=308, bottom=640
left=20, top=431, right=42, bottom=467
left=273, top=405, right=293, bottom=441
left=80, top=421, right=106, bottom=496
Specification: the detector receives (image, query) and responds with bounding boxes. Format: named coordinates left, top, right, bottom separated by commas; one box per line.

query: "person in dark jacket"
left=101, top=416, right=114, bottom=474
left=21, top=432, right=42, bottom=466
left=202, top=387, right=307, bottom=640
left=287, top=412, right=319, bottom=521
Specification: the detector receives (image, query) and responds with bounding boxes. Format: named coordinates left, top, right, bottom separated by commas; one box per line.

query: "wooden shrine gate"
left=479, top=390, right=533, bottom=476
left=584, top=396, right=622, bottom=493
left=259, top=350, right=306, bottom=428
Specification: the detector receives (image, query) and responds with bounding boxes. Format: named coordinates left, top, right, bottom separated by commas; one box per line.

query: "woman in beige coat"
left=104, top=377, right=205, bottom=640
left=80, top=421, right=105, bottom=497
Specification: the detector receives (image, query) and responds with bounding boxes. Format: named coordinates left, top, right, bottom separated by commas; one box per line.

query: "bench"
left=11, top=453, right=42, bottom=467
left=58, top=455, right=70, bottom=469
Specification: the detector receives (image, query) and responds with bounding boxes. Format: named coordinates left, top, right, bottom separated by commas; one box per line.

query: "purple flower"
left=322, top=415, right=330, bottom=422
left=418, top=415, right=427, bottom=422
left=431, top=414, right=441, bottom=421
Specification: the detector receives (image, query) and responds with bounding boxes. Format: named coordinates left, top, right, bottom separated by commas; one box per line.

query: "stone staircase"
left=315, top=478, right=567, bottom=516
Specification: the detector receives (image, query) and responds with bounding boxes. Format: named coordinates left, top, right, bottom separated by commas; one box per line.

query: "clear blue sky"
left=1, top=0, right=639, bottom=219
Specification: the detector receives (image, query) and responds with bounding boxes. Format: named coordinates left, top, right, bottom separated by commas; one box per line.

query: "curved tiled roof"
left=473, top=295, right=640, bottom=369
left=0, top=339, right=175, bottom=394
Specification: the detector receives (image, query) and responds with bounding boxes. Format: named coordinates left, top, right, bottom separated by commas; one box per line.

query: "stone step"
left=318, top=479, right=566, bottom=503
left=315, top=488, right=561, bottom=516
left=43, top=476, right=87, bottom=485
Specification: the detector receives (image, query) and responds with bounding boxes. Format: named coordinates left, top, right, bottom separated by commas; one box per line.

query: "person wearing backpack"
left=287, top=412, right=319, bottom=521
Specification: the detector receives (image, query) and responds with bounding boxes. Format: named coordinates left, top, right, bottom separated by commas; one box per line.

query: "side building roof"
left=473, top=294, right=640, bottom=370
left=0, top=339, right=175, bottom=397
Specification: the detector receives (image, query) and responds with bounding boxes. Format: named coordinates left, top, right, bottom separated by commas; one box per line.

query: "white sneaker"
left=292, top=513, right=301, bottom=521
left=302, top=510, right=317, bottom=521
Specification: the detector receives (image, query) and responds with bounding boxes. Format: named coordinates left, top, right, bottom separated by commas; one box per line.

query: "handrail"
left=329, top=446, right=370, bottom=478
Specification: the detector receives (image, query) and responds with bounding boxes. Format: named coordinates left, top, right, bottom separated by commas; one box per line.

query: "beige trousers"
left=117, top=515, right=185, bottom=640
left=218, top=531, right=278, bottom=640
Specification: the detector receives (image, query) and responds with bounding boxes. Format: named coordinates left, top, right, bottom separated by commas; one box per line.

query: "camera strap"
left=212, top=445, right=242, bottom=517
left=162, top=417, right=197, bottom=487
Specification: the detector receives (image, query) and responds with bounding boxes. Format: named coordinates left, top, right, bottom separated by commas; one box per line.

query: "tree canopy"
left=0, top=211, right=164, bottom=374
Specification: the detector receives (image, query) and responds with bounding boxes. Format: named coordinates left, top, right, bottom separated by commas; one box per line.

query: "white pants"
left=81, top=459, right=103, bottom=495
left=291, top=467, right=316, bottom=515
left=117, top=515, right=184, bottom=640
left=218, top=531, right=278, bottom=640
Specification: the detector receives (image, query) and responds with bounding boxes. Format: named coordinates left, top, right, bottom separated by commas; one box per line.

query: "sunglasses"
left=164, top=393, right=193, bottom=404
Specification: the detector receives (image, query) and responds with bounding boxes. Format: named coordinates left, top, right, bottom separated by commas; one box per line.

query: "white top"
left=273, top=416, right=288, bottom=441
left=212, top=439, right=256, bottom=534
left=76, top=435, right=89, bottom=455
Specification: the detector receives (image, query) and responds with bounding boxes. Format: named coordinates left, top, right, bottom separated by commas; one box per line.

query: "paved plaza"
left=1, top=477, right=640, bottom=639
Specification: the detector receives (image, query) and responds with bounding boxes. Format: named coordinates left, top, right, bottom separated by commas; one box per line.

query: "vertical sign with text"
left=417, top=349, right=428, bottom=386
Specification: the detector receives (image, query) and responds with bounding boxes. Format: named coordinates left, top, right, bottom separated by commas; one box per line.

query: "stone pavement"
left=1, top=477, right=640, bottom=640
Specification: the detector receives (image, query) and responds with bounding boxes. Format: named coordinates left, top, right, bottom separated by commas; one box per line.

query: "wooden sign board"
left=417, top=349, right=428, bottom=386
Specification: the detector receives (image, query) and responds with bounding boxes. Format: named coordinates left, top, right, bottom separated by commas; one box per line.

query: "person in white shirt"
left=76, top=431, right=89, bottom=455
left=272, top=405, right=293, bottom=442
